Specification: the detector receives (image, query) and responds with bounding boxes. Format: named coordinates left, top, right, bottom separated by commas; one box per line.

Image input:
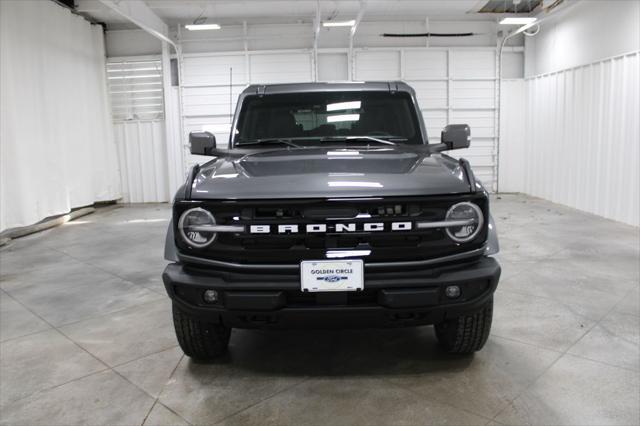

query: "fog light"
left=203, top=289, right=219, bottom=303
left=445, top=285, right=461, bottom=299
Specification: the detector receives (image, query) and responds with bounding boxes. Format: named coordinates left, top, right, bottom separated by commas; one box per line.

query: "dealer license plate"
left=300, top=260, right=364, bottom=292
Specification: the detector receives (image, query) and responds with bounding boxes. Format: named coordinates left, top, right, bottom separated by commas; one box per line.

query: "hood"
left=190, top=147, right=472, bottom=199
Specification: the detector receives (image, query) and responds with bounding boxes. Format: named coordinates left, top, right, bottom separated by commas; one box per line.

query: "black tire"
left=434, top=297, right=493, bottom=354
left=172, top=303, right=231, bottom=360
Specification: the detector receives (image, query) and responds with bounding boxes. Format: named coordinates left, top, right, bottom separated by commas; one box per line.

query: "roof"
left=241, top=81, right=415, bottom=95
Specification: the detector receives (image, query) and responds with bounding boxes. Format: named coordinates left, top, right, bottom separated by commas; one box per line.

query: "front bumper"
left=162, top=256, right=500, bottom=329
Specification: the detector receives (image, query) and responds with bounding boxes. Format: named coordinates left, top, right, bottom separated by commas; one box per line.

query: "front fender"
left=485, top=214, right=500, bottom=255
left=164, top=219, right=178, bottom=262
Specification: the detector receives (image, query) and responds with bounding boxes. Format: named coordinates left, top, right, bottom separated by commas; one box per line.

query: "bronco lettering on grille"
left=249, top=222, right=412, bottom=234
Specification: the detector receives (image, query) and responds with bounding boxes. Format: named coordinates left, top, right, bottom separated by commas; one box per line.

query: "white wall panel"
left=355, top=51, right=400, bottom=80
left=403, top=50, right=448, bottom=79
left=502, top=51, right=524, bottom=79
left=318, top=53, right=348, bottom=81
left=451, top=81, right=495, bottom=109
left=514, top=52, right=639, bottom=226
left=410, top=81, right=447, bottom=109
left=524, top=1, right=640, bottom=77
left=527, top=52, right=639, bottom=225
left=113, top=121, right=169, bottom=203
left=181, top=54, right=247, bottom=87
left=106, top=29, right=161, bottom=57
left=498, top=80, right=527, bottom=193
left=450, top=50, right=495, bottom=79
left=182, top=85, right=245, bottom=117
left=421, top=110, right=448, bottom=141
left=249, top=52, right=313, bottom=84
left=451, top=110, right=495, bottom=138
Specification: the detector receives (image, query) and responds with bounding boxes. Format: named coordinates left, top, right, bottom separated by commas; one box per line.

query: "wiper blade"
left=236, top=138, right=302, bottom=148
left=319, top=136, right=406, bottom=146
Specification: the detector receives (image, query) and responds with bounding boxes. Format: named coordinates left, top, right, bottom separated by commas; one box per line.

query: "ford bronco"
left=163, top=82, right=500, bottom=360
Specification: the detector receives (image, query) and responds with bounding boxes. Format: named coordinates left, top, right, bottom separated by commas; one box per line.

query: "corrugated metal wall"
left=522, top=51, right=639, bottom=226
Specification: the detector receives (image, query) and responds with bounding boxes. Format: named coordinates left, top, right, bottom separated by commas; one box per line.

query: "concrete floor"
left=0, top=194, right=638, bottom=426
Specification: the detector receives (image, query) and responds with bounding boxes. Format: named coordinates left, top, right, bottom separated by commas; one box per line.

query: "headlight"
left=178, top=207, right=217, bottom=248
left=445, top=202, right=483, bottom=243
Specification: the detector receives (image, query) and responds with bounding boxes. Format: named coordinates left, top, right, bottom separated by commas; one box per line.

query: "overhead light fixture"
left=185, top=24, right=221, bottom=31
left=499, top=17, right=537, bottom=25
left=322, top=20, right=356, bottom=27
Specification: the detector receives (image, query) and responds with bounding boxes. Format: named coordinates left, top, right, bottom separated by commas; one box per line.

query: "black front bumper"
left=162, top=256, right=500, bottom=329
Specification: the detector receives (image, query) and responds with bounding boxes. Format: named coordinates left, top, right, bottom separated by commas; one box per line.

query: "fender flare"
left=164, top=219, right=178, bottom=262
left=486, top=214, right=500, bottom=255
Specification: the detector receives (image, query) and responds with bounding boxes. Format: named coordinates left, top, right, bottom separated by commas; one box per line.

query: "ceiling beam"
left=98, top=0, right=174, bottom=47
left=350, top=0, right=367, bottom=40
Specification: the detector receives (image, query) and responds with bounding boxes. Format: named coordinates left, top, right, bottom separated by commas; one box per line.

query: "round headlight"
left=445, top=202, right=483, bottom=243
left=178, top=207, right=217, bottom=248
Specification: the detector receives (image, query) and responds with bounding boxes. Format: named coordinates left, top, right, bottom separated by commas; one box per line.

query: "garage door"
left=354, top=48, right=498, bottom=190
left=180, top=48, right=497, bottom=190
left=180, top=50, right=314, bottom=169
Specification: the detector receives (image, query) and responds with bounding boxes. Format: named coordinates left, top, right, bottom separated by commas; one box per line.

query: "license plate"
left=300, top=260, right=364, bottom=292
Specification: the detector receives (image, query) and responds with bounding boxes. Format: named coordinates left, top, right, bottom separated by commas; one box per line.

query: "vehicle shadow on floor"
left=186, top=326, right=476, bottom=377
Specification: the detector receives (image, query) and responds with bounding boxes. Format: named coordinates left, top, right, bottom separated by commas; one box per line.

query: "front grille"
left=175, top=194, right=488, bottom=265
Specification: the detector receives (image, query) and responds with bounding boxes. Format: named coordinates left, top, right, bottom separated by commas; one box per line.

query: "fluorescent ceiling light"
left=327, top=101, right=361, bottom=112
left=322, top=20, right=356, bottom=27
left=499, top=17, right=537, bottom=25
left=327, top=114, right=360, bottom=123
left=185, top=24, right=221, bottom=31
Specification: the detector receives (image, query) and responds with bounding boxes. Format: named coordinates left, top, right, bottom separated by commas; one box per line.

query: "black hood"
left=190, top=147, right=473, bottom=199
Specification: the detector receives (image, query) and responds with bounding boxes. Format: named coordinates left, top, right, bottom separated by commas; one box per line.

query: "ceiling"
left=76, top=0, right=536, bottom=29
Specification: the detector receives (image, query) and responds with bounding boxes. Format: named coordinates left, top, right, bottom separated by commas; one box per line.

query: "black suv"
left=163, top=82, right=501, bottom=360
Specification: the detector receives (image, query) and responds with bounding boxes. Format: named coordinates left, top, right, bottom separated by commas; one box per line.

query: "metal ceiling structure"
left=76, top=0, right=521, bottom=28
left=478, top=0, right=542, bottom=13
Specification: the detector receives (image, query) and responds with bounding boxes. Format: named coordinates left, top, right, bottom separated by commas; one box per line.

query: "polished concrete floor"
left=0, top=194, right=638, bottom=426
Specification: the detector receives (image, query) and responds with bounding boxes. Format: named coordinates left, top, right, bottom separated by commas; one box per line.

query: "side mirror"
left=441, top=124, right=470, bottom=150
left=189, top=131, right=216, bottom=155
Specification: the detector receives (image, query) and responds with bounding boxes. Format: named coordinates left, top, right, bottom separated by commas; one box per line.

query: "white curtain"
left=0, top=0, right=121, bottom=232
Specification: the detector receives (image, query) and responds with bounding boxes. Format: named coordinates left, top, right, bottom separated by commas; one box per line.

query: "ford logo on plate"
left=317, top=276, right=347, bottom=283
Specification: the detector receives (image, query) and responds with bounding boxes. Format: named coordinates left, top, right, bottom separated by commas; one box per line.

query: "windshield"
left=234, top=91, right=424, bottom=146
